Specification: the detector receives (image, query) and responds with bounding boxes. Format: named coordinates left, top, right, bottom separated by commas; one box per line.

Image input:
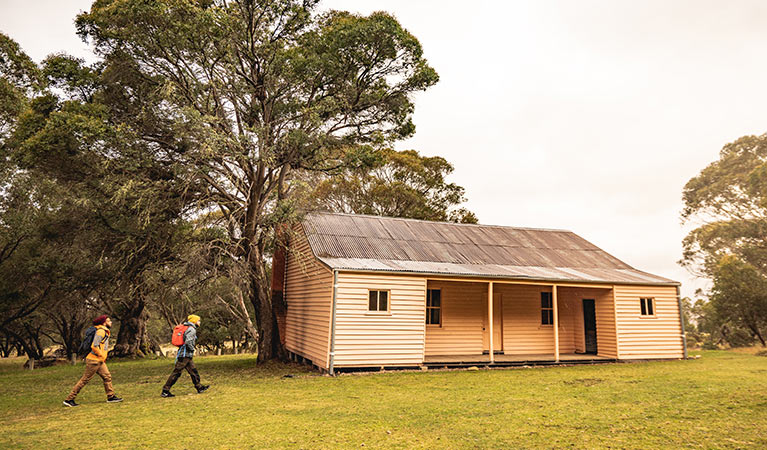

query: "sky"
left=3, top=0, right=767, bottom=298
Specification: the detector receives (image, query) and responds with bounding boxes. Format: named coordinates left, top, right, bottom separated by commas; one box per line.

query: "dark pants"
left=163, top=357, right=201, bottom=391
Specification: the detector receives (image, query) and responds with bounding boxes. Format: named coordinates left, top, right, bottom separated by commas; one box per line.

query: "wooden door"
left=583, top=299, right=597, bottom=354
left=483, top=293, right=503, bottom=353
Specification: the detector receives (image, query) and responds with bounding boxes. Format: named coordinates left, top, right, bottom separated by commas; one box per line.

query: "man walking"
left=63, top=315, right=122, bottom=407
left=161, top=314, right=209, bottom=397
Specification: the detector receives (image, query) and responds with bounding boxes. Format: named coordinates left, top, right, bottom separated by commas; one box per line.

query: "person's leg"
left=65, top=360, right=100, bottom=401
left=162, top=358, right=189, bottom=391
left=96, top=361, right=116, bottom=398
left=184, top=359, right=202, bottom=389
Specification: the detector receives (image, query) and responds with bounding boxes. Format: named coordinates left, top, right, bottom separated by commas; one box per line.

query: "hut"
left=272, top=212, right=685, bottom=373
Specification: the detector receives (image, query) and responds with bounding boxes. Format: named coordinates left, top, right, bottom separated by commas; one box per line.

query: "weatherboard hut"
left=272, top=213, right=686, bottom=374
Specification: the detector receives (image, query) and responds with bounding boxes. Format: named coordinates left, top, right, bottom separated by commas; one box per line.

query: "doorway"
left=583, top=299, right=597, bottom=354
left=483, top=293, right=503, bottom=353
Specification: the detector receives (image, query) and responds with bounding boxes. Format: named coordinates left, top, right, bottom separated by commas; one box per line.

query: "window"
left=426, top=289, right=441, bottom=325
left=541, top=292, right=553, bottom=325
left=640, top=297, right=655, bottom=316
left=368, top=290, right=389, bottom=312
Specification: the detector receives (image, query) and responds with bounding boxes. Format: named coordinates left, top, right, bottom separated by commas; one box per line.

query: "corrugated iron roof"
left=302, top=212, right=678, bottom=286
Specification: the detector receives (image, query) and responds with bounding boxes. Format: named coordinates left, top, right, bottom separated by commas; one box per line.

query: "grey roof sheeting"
left=302, top=213, right=678, bottom=286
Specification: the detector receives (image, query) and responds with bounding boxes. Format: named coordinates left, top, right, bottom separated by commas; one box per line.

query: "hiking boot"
left=196, top=385, right=210, bottom=394
left=161, top=390, right=175, bottom=398
left=63, top=399, right=79, bottom=407
left=106, top=395, right=123, bottom=403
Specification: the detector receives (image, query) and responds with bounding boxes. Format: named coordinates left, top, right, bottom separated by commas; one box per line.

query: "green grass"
left=0, top=350, right=765, bottom=449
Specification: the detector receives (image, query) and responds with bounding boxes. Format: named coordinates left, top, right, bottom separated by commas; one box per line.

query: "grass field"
left=0, top=350, right=765, bottom=449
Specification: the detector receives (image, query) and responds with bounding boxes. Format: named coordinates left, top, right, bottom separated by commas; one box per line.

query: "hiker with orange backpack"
left=161, top=314, right=209, bottom=397
left=63, top=315, right=123, bottom=407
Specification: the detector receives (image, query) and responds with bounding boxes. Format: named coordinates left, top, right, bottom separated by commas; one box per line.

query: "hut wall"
left=594, top=288, right=618, bottom=358
left=614, top=285, right=684, bottom=359
left=333, top=272, right=427, bottom=367
left=284, top=227, right=333, bottom=368
left=497, top=284, right=579, bottom=355
left=424, top=281, right=485, bottom=356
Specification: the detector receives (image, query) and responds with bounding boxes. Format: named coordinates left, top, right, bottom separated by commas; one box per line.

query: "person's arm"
left=185, top=327, right=197, bottom=354
left=90, top=329, right=106, bottom=358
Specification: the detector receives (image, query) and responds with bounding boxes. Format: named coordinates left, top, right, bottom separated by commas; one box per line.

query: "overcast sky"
left=4, top=0, right=767, bottom=298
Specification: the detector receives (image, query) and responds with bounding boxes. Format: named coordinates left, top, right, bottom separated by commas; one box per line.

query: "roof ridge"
left=307, top=211, right=573, bottom=233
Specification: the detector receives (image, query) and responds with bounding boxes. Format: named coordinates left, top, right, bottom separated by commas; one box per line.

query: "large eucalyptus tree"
left=77, top=0, right=438, bottom=360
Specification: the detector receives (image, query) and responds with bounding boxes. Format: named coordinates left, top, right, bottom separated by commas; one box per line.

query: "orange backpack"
left=171, top=324, right=189, bottom=347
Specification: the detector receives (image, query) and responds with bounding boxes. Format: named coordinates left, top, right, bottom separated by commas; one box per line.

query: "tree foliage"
left=0, top=33, right=42, bottom=141
left=2, top=41, right=195, bottom=357
left=311, top=148, right=477, bottom=223
left=76, top=0, right=439, bottom=360
left=0, top=2, right=454, bottom=362
left=682, top=134, right=767, bottom=347
left=708, top=256, right=767, bottom=346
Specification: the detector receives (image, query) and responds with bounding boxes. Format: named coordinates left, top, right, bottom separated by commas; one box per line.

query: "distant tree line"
left=682, top=134, right=767, bottom=348
left=0, top=1, right=475, bottom=361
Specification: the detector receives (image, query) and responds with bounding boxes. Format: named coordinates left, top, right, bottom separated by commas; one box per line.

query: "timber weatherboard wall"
left=555, top=287, right=618, bottom=358
left=594, top=288, right=618, bottom=358
left=284, top=226, right=333, bottom=369
left=332, top=272, right=426, bottom=367
left=614, top=285, right=684, bottom=359
left=497, top=284, right=580, bottom=356
left=556, top=288, right=587, bottom=354
left=424, top=281, right=486, bottom=356
left=421, top=282, right=619, bottom=359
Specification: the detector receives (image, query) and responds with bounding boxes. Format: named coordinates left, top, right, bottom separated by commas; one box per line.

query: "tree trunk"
left=249, top=257, right=285, bottom=362
left=112, top=298, right=148, bottom=357
left=1, top=327, right=44, bottom=360
left=55, top=313, right=87, bottom=359
left=748, top=324, right=766, bottom=347
left=143, top=327, right=162, bottom=354
left=719, top=325, right=730, bottom=346
left=0, top=333, right=13, bottom=357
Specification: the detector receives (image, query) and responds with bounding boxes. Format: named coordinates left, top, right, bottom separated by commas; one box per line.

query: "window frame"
left=639, top=297, right=656, bottom=318
left=367, top=289, right=391, bottom=314
left=541, top=291, right=554, bottom=326
left=426, top=289, right=442, bottom=327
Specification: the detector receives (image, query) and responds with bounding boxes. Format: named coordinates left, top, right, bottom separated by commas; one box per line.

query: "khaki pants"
left=66, top=359, right=115, bottom=400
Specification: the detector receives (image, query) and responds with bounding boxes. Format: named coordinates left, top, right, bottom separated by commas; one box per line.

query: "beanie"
left=93, top=315, right=108, bottom=326
left=187, top=314, right=201, bottom=324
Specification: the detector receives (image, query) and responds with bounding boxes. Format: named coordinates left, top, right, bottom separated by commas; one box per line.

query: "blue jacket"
left=177, top=322, right=198, bottom=359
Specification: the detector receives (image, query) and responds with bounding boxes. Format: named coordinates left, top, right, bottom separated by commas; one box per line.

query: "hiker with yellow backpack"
left=161, top=314, right=210, bottom=397
left=63, top=315, right=123, bottom=407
